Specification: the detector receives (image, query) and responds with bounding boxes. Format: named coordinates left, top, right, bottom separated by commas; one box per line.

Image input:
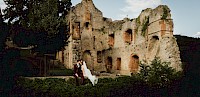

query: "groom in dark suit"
left=74, top=59, right=84, bottom=86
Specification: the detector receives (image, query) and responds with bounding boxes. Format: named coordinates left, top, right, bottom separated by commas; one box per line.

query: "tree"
left=0, top=8, right=10, bottom=51
left=3, top=0, right=72, bottom=53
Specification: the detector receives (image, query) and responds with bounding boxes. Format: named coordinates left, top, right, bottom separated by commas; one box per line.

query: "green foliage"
left=3, top=0, right=72, bottom=53
left=0, top=11, right=10, bottom=51
left=134, top=17, right=140, bottom=34
left=14, top=78, right=74, bottom=96
left=13, top=77, right=140, bottom=97
left=141, top=16, right=149, bottom=36
left=161, top=6, right=168, bottom=20
left=11, top=58, right=183, bottom=97
left=136, top=16, right=141, bottom=25
left=13, top=71, right=183, bottom=97
left=174, top=35, right=200, bottom=84
left=3, top=0, right=71, bottom=32
left=137, top=58, right=182, bottom=87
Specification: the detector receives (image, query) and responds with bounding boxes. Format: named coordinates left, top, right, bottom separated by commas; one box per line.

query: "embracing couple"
left=74, top=59, right=98, bottom=86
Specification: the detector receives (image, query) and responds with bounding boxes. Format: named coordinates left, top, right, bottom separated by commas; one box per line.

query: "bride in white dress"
left=81, top=61, right=98, bottom=86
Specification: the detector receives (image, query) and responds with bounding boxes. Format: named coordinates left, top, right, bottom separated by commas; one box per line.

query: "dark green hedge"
left=48, top=68, right=74, bottom=76
left=7, top=58, right=184, bottom=97
left=10, top=75, right=182, bottom=97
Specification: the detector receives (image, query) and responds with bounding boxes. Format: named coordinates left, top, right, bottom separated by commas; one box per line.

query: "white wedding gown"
left=82, top=61, right=98, bottom=86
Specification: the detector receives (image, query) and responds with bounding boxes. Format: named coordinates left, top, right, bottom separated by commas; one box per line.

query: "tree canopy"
left=0, top=8, right=10, bottom=52
left=2, top=0, right=72, bottom=53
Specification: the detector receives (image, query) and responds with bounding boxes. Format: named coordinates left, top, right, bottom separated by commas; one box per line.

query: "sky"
left=1, top=0, right=200, bottom=37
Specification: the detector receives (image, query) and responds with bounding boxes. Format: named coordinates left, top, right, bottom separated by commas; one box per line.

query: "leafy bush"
left=137, top=58, right=182, bottom=87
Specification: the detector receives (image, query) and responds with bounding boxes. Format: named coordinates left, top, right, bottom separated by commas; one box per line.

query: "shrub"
left=137, top=58, right=182, bottom=87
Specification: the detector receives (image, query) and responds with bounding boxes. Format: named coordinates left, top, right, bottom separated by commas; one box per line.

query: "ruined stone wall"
left=57, top=0, right=182, bottom=75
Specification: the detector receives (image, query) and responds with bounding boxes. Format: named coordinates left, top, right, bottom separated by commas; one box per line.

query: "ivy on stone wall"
left=136, top=16, right=141, bottom=25
left=161, top=6, right=169, bottom=20
left=141, top=16, right=149, bottom=36
left=135, top=16, right=141, bottom=34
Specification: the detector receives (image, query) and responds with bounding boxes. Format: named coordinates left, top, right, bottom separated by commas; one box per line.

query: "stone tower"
left=56, top=1, right=182, bottom=75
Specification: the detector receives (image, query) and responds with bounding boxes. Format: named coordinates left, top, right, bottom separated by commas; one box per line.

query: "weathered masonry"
left=56, top=0, right=182, bottom=75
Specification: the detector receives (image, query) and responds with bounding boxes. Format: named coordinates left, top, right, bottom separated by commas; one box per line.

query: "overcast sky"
left=1, top=0, right=200, bottom=37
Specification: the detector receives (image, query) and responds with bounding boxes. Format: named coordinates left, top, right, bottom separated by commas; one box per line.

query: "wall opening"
left=103, top=17, right=107, bottom=21
left=97, top=51, right=102, bottom=63
left=106, top=57, right=112, bottom=73
left=148, top=35, right=159, bottom=51
left=85, top=22, right=89, bottom=28
left=72, top=22, right=80, bottom=39
left=116, top=58, right=121, bottom=70
left=82, top=50, right=93, bottom=70
left=129, top=55, right=139, bottom=73
left=108, top=34, right=114, bottom=47
left=124, top=29, right=133, bottom=44
left=152, top=36, right=159, bottom=40
left=93, top=36, right=95, bottom=49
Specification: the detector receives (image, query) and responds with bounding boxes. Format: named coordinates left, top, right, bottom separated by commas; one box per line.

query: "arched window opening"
left=124, top=29, right=133, bottom=44
left=148, top=35, right=159, bottom=51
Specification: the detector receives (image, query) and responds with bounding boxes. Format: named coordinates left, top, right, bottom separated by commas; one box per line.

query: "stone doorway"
left=82, top=50, right=93, bottom=70
left=129, top=55, right=139, bottom=73
left=106, top=57, right=112, bottom=73
left=116, top=58, right=121, bottom=70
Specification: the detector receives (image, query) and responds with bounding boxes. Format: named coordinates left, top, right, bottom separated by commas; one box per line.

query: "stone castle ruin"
left=56, top=0, right=182, bottom=75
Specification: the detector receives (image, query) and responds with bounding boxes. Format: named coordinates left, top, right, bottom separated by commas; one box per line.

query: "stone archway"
left=148, top=36, right=159, bottom=52
left=82, top=50, right=93, bottom=70
left=147, top=35, right=159, bottom=60
left=124, top=29, right=133, bottom=43
left=129, top=55, right=139, bottom=73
